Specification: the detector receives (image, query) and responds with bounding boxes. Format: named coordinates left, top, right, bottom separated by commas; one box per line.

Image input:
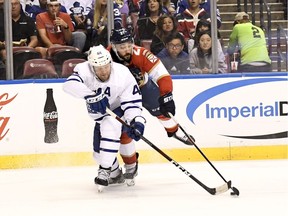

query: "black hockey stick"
left=106, top=108, right=230, bottom=195
left=168, top=113, right=240, bottom=196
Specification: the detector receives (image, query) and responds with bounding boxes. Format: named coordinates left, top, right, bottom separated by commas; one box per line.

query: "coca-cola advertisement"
left=43, top=88, right=59, bottom=143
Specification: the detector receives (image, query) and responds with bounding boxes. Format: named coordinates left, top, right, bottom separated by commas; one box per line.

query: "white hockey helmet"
left=88, top=45, right=111, bottom=67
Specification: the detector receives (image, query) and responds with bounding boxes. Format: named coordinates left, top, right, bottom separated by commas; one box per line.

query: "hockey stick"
left=168, top=113, right=240, bottom=196
left=106, top=108, right=230, bottom=195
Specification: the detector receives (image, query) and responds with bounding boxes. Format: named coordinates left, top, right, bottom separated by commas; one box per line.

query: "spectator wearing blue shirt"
left=157, top=33, right=190, bottom=74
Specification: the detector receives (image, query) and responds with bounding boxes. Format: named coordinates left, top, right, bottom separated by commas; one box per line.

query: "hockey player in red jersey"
left=108, top=27, right=195, bottom=145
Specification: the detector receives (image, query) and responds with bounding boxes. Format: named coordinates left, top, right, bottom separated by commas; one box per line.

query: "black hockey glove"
left=129, top=67, right=144, bottom=86
left=85, top=89, right=109, bottom=115
left=158, top=92, right=175, bottom=118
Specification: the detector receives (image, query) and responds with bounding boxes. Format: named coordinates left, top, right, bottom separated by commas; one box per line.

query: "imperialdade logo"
left=205, top=101, right=287, bottom=122
left=186, top=78, right=288, bottom=139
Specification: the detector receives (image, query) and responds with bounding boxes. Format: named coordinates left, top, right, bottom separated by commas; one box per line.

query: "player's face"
left=93, top=63, right=111, bottom=82
left=114, top=42, right=133, bottom=61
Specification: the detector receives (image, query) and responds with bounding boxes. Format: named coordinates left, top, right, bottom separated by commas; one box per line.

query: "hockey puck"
left=230, top=187, right=240, bottom=196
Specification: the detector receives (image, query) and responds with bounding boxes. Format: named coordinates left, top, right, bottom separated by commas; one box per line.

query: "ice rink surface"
left=0, top=159, right=287, bottom=216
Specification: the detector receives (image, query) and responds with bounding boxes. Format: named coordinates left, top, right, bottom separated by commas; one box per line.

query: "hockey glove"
left=85, top=89, right=109, bottom=115
left=125, top=116, right=146, bottom=141
left=158, top=92, right=175, bottom=117
left=129, top=67, right=144, bottom=86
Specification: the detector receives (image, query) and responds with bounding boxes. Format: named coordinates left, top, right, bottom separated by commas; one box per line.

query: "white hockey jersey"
left=60, top=0, right=93, bottom=15
left=62, top=61, right=143, bottom=122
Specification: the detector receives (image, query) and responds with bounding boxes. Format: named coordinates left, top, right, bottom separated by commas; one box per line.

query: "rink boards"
left=0, top=72, right=287, bottom=168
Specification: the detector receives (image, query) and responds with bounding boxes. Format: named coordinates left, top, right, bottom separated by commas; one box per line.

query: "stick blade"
left=214, top=180, right=231, bottom=195
left=206, top=180, right=231, bottom=195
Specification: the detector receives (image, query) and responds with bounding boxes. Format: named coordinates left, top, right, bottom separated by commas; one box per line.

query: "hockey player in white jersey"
left=63, top=45, right=146, bottom=191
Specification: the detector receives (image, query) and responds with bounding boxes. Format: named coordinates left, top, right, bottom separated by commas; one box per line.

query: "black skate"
left=94, top=166, right=111, bottom=192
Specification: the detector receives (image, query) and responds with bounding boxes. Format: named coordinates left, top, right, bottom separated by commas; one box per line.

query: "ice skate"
left=94, top=166, right=111, bottom=192
left=123, top=162, right=138, bottom=186
left=108, top=168, right=125, bottom=185
left=173, top=129, right=195, bottom=146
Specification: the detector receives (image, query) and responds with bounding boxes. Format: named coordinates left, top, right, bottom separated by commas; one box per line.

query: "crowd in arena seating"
left=0, top=0, right=275, bottom=80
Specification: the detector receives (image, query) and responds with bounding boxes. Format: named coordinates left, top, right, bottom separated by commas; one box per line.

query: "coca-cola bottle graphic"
left=43, top=88, right=59, bottom=143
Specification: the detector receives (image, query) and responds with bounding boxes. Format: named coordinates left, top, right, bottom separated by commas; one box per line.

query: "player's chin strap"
left=106, top=107, right=233, bottom=196
left=168, top=113, right=240, bottom=196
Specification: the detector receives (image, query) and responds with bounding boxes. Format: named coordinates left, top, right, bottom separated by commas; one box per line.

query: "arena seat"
left=46, top=45, right=80, bottom=59
left=61, top=58, right=86, bottom=78
left=13, top=47, right=42, bottom=79
left=22, top=59, right=58, bottom=79
left=46, top=45, right=87, bottom=74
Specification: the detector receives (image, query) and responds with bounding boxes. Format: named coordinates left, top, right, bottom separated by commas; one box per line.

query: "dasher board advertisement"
left=0, top=73, right=287, bottom=165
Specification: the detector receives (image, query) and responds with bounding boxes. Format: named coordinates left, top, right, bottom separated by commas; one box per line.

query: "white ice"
left=0, top=159, right=287, bottom=216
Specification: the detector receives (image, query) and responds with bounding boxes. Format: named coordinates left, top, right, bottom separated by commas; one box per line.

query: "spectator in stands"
left=58, top=0, right=94, bottom=52
left=199, top=0, right=220, bottom=21
left=138, top=0, right=172, bottom=17
left=176, top=0, right=220, bottom=19
left=128, top=0, right=142, bottom=14
left=114, top=0, right=130, bottom=31
left=190, top=31, right=227, bottom=74
left=0, top=0, right=38, bottom=63
left=60, top=0, right=93, bottom=32
left=188, top=19, right=223, bottom=55
left=162, top=0, right=175, bottom=15
left=176, top=0, right=221, bottom=42
left=139, top=0, right=175, bottom=16
left=151, top=14, right=185, bottom=55
left=157, top=32, right=190, bottom=74
left=25, top=0, right=67, bottom=21
left=86, top=0, right=122, bottom=47
left=136, top=0, right=165, bottom=44
left=176, top=0, right=209, bottom=42
left=20, top=0, right=36, bottom=11
left=61, top=1, right=93, bottom=17
left=127, top=0, right=142, bottom=41
left=115, top=0, right=129, bottom=16
left=227, top=12, right=272, bottom=72
left=35, top=0, right=75, bottom=58
left=26, top=0, right=87, bottom=52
